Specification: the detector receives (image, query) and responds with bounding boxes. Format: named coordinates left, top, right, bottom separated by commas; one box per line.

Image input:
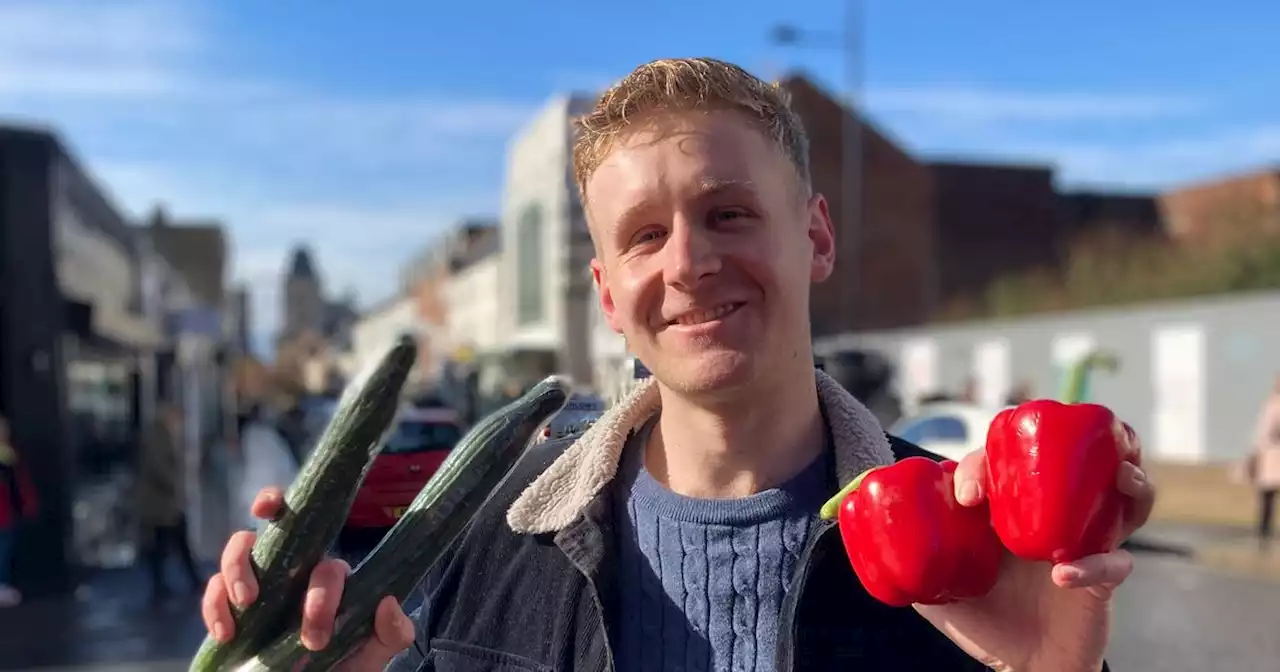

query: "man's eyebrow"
left=694, top=178, right=756, bottom=197
left=611, top=179, right=758, bottom=236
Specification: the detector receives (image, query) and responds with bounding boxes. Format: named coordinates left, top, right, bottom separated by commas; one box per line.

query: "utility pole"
left=772, top=4, right=865, bottom=326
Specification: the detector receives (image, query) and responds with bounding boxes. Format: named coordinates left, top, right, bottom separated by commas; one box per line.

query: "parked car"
left=816, top=348, right=903, bottom=429
left=533, top=392, right=607, bottom=444
left=888, top=402, right=1003, bottom=463
left=338, top=406, right=465, bottom=551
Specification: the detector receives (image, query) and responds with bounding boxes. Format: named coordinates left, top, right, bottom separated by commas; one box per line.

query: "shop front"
left=63, top=299, right=164, bottom=571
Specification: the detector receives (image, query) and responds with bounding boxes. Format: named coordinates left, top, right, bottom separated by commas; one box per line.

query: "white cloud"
left=1019, top=125, right=1280, bottom=189
left=0, top=1, right=210, bottom=99
left=864, top=86, right=1206, bottom=123
left=95, top=159, right=495, bottom=346
left=2, top=0, right=526, bottom=349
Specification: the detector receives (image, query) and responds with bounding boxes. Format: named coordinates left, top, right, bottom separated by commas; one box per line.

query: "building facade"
left=136, top=224, right=235, bottom=564
left=347, top=294, right=423, bottom=383
left=782, top=75, right=1165, bottom=330
left=401, top=218, right=501, bottom=383
left=443, top=253, right=502, bottom=360
left=226, top=284, right=253, bottom=357
left=783, top=75, right=940, bottom=334
left=0, top=127, right=174, bottom=591
left=815, top=289, right=1280, bottom=465
left=281, top=246, right=326, bottom=341
left=274, top=245, right=357, bottom=396
left=1158, top=168, right=1280, bottom=242
left=499, top=94, right=597, bottom=388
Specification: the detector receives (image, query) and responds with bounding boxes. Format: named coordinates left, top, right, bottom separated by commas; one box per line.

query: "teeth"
left=675, top=304, right=736, bottom=326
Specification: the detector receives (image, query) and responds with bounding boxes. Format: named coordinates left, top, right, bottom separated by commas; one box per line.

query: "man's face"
left=586, top=110, right=836, bottom=398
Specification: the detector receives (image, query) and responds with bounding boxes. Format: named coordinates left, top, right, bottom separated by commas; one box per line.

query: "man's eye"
left=712, top=209, right=749, bottom=223
left=634, top=229, right=666, bottom=245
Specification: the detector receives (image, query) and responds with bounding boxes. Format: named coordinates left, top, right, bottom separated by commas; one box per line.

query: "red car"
left=339, top=406, right=464, bottom=550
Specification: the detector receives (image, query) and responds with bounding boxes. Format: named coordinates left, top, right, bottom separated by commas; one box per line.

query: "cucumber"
left=189, top=335, right=418, bottom=672
left=232, top=375, right=572, bottom=672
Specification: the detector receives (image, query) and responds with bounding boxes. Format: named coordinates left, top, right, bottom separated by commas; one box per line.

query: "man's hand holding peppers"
left=831, top=401, right=1157, bottom=672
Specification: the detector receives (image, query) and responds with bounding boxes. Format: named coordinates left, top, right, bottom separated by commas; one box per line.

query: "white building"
left=589, top=292, right=632, bottom=404
left=498, top=93, right=598, bottom=388
left=348, top=294, right=423, bottom=383
left=444, top=252, right=502, bottom=359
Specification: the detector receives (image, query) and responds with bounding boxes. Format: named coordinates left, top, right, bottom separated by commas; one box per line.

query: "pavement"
left=1107, top=552, right=1280, bottom=671
left=1, top=458, right=1276, bottom=672
left=0, top=565, right=206, bottom=672
left=1121, top=460, right=1280, bottom=584
left=1, top=541, right=1276, bottom=672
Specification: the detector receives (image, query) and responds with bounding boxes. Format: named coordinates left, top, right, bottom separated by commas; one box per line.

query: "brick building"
left=929, top=161, right=1063, bottom=307
left=781, top=74, right=1164, bottom=333
left=782, top=76, right=939, bottom=335
left=1158, top=168, right=1280, bottom=242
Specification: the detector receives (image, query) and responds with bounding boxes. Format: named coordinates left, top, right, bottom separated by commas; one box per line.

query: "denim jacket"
left=388, top=371, right=1111, bottom=671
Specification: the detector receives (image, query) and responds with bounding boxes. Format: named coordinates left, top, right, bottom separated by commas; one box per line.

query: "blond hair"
left=572, top=57, right=810, bottom=202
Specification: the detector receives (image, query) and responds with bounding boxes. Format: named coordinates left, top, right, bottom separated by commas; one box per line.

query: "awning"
left=64, top=298, right=165, bottom=351
left=94, top=304, right=165, bottom=350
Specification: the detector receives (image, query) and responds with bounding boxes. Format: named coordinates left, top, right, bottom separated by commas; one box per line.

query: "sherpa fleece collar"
left=506, top=369, right=895, bottom=534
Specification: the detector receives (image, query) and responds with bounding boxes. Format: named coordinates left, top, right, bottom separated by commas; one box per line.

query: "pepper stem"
left=819, top=466, right=879, bottom=520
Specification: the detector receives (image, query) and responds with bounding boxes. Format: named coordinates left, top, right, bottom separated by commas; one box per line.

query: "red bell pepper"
left=821, top=457, right=1004, bottom=608
left=984, top=400, right=1142, bottom=564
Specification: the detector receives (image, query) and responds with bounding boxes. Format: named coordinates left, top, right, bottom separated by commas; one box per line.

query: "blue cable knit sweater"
left=612, top=420, right=829, bottom=672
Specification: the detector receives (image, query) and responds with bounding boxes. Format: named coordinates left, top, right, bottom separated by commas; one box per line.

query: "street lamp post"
left=772, top=5, right=864, bottom=326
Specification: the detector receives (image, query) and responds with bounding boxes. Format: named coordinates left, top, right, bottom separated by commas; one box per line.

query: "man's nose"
left=662, top=220, right=721, bottom=289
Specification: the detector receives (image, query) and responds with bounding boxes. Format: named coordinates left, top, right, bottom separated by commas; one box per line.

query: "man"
left=138, top=403, right=202, bottom=600
left=201, top=58, right=1154, bottom=670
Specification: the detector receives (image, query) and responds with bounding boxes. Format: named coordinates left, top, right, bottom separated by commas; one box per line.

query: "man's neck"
left=644, top=366, right=826, bottom=499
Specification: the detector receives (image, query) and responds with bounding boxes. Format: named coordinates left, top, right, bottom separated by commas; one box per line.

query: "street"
left=1, top=549, right=1277, bottom=671
left=1108, top=552, right=1280, bottom=671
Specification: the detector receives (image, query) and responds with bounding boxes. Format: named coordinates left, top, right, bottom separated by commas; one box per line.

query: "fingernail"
left=303, top=628, right=325, bottom=651
left=232, top=581, right=249, bottom=605
left=1058, top=566, right=1083, bottom=582
left=212, top=623, right=228, bottom=642
left=1131, top=467, right=1148, bottom=485
left=959, top=480, right=980, bottom=505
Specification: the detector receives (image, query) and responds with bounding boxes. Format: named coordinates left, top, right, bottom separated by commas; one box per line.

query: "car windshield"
left=895, top=414, right=969, bottom=445
left=383, top=420, right=462, bottom=454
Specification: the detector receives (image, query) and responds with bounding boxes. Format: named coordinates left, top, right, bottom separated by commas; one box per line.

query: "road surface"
left=1107, top=552, right=1280, bottom=670
left=3, top=552, right=1277, bottom=671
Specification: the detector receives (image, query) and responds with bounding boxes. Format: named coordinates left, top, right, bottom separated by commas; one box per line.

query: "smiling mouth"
left=668, top=302, right=744, bottom=327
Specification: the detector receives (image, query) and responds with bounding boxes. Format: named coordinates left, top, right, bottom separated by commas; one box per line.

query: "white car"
left=889, top=402, right=1005, bottom=463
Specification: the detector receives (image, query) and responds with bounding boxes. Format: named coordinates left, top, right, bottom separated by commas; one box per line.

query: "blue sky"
left=2, top=0, right=1277, bottom=350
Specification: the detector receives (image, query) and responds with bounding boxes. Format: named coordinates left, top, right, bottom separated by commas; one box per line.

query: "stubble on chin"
left=653, top=349, right=758, bottom=398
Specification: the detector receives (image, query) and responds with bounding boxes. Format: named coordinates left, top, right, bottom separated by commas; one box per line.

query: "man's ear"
left=808, top=194, right=836, bottom=283
left=591, top=259, right=625, bottom=334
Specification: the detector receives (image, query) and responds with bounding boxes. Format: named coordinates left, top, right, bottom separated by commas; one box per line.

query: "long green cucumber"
left=233, top=375, right=572, bottom=672
left=189, top=335, right=418, bottom=672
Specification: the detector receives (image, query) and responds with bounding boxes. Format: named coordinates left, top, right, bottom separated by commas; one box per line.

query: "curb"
left=1125, top=533, right=1280, bottom=584
left=1121, top=537, right=1195, bottom=557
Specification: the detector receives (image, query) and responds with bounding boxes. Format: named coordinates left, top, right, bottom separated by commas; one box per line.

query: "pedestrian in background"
left=0, top=415, right=39, bottom=608
left=1248, top=375, right=1280, bottom=543
left=275, top=404, right=310, bottom=466
left=137, top=403, right=202, bottom=601
left=1005, top=380, right=1034, bottom=406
